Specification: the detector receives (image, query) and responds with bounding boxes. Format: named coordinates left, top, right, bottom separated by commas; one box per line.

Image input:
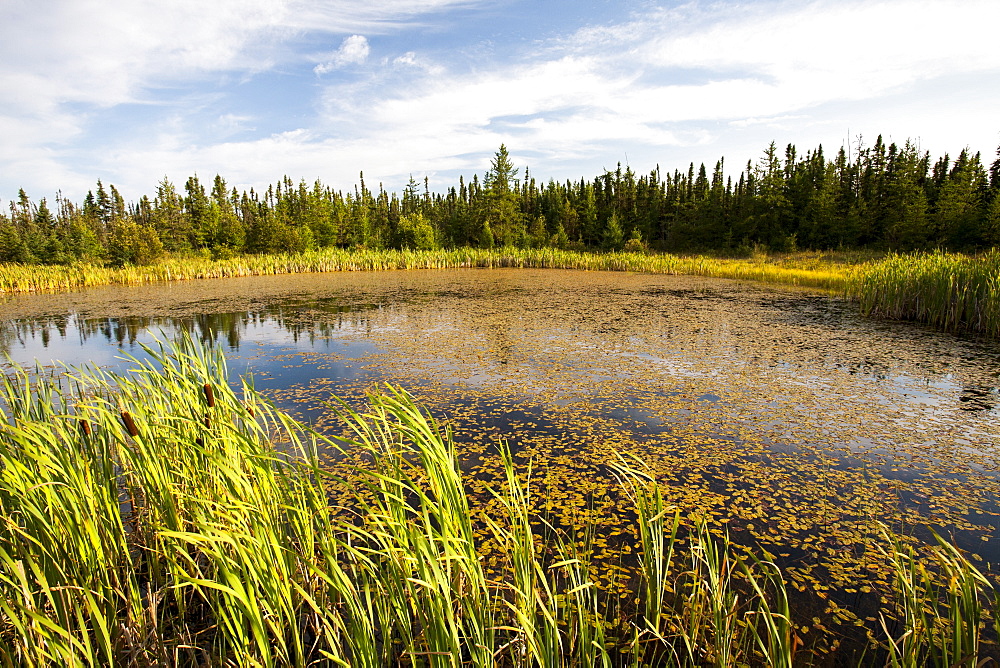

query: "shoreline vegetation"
left=3, top=138, right=999, bottom=336
left=1, top=246, right=999, bottom=338
left=1, top=336, right=997, bottom=666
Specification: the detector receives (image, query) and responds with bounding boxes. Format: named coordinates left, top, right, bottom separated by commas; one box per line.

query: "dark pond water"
left=3, top=268, right=1000, bottom=654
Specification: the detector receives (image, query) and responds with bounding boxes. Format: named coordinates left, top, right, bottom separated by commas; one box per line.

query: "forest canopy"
left=3, top=138, right=999, bottom=266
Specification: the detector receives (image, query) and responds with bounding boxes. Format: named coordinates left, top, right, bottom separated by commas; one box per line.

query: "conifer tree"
left=982, top=190, right=1000, bottom=247
left=152, top=177, right=189, bottom=252
left=754, top=142, right=792, bottom=248
left=933, top=150, right=987, bottom=247
left=527, top=214, right=547, bottom=248
left=184, top=175, right=211, bottom=250
left=208, top=175, right=245, bottom=254
left=479, top=144, right=525, bottom=246
left=107, top=220, right=165, bottom=266
left=603, top=211, right=624, bottom=250
left=396, top=212, right=436, bottom=250
left=882, top=141, right=929, bottom=248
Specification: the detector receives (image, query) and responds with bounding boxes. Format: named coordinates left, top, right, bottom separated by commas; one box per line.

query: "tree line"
left=3, top=137, right=999, bottom=266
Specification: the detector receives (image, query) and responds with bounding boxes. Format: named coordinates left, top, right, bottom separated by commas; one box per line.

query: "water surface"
left=3, top=268, right=1000, bottom=647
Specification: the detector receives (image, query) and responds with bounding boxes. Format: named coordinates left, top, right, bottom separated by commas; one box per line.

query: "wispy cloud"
left=729, top=116, right=807, bottom=129
left=314, top=35, right=371, bottom=74
left=2, top=0, right=998, bottom=201
left=0, top=0, right=486, bottom=109
left=301, top=0, right=1000, bottom=181
left=0, top=0, right=488, bottom=197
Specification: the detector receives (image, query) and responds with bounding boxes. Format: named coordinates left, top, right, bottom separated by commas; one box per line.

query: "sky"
left=2, top=0, right=999, bottom=205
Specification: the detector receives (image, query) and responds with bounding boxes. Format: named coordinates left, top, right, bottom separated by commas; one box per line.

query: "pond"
left=3, top=267, right=1000, bottom=653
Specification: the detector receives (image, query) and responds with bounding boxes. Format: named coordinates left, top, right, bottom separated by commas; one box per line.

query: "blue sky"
left=2, top=0, right=998, bottom=204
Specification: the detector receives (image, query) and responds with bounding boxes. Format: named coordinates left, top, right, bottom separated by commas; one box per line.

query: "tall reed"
left=612, top=457, right=797, bottom=667
left=0, top=337, right=996, bottom=665
left=846, top=250, right=1000, bottom=336
left=0, top=247, right=852, bottom=295
left=7, top=246, right=1000, bottom=337
left=879, top=526, right=995, bottom=668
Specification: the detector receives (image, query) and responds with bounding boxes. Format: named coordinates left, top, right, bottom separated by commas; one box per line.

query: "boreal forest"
left=3, top=137, right=1000, bottom=266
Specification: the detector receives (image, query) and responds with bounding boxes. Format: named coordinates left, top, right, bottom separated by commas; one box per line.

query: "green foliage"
left=4, top=137, right=1000, bottom=270
left=602, top=211, right=624, bottom=250
left=246, top=214, right=314, bottom=255
left=550, top=221, right=570, bottom=249
left=623, top=227, right=646, bottom=253
left=847, top=250, right=1000, bottom=336
left=526, top=214, right=548, bottom=248
left=395, top=212, right=437, bottom=250
left=983, top=193, right=1000, bottom=247
left=151, top=177, right=188, bottom=252
left=0, top=223, right=32, bottom=263
left=932, top=149, right=987, bottom=247
left=0, top=337, right=996, bottom=665
left=65, top=221, right=103, bottom=263
left=476, top=219, right=495, bottom=248
left=481, top=144, right=526, bottom=247
left=106, top=220, right=165, bottom=266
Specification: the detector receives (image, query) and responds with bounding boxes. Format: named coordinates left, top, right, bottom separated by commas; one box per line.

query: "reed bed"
left=1, top=337, right=997, bottom=666
left=0, top=247, right=852, bottom=295
left=8, top=247, right=1000, bottom=337
left=846, top=250, right=1000, bottom=337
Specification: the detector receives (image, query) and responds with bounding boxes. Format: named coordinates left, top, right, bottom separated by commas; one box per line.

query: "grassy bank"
left=1, top=246, right=998, bottom=335
left=0, top=247, right=853, bottom=295
left=1, top=337, right=996, bottom=666
left=845, top=250, right=1000, bottom=337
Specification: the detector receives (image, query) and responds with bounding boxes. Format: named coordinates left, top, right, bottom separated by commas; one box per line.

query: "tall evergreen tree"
left=933, top=150, right=987, bottom=248
left=152, top=177, right=188, bottom=252
left=754, top=142, right=792, bottom=249
left=184, top=175, right=211, bottom=250
left=479, top=144, right=525, bottom=246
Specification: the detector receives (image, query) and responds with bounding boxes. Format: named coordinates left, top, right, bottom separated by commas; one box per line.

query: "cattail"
left=78, top=419, right=91, bottom=436
left=203, top=383, right=215, bottom=408
left=121, top=411, right=139, bottom=437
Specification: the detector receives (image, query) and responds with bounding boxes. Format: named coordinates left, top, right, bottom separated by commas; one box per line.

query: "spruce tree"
left=479, top=144, right=525, bottom=246
left=602, top=211, right=624, bottom=250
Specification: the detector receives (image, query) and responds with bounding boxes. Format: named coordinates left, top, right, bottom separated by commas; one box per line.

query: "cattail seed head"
left=121, top=412, right=139, bottom=437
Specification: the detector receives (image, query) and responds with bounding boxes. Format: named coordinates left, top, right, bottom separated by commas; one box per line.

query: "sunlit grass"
left=879, top=526, right=995, bottom=668
left=1, top=337, right=997, bottom=665
left=0, top=247, right=854, bottom=295
left=5, top=246, right=1000, bottom=336
left=846, top=250, right=1000, bottom=337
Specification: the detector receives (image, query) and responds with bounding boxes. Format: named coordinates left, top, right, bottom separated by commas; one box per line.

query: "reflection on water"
left=0, top=300, right=382, bottom=355
left=960, top=385, right=997, bottom=411
left=3, top=268, right=1000, bottom=655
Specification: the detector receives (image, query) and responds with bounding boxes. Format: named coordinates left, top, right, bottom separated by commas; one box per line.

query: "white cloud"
left=729, top=115, right=807, bottom=129
left=4, top=0, right=1000, bottom=201
left=0, top=0, right=485, bottom=112
left=0, top=0, right=288, bottom=113
left=634, top=0, right=1000, bottom=112
left=307, top=0, right=1000, bottom=179
left=392, top=52, right=419, bottom=67
left=314, top=35, right=370, bottom=74
left=0, top=0, right=489, bottom=197
left=213, top=113, right=257, bottom=138
left=283, top=0, right=489, bottom=33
